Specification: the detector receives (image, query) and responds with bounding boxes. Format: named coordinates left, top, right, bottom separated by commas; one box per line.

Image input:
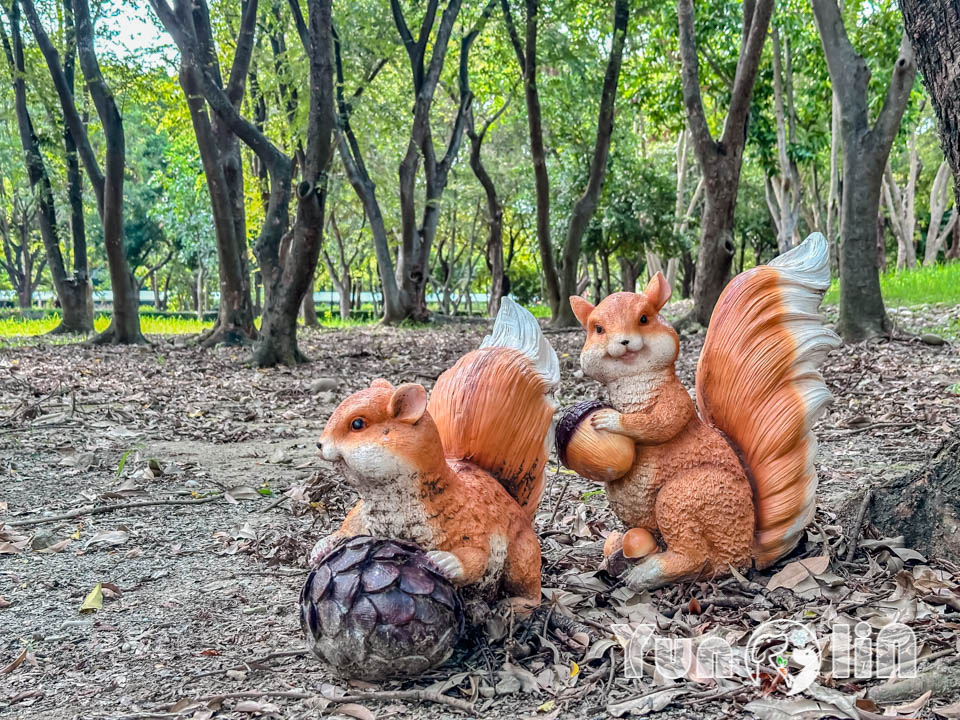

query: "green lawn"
left=0, top=313, right=214, bottom=338
left=823, top=262, right=960, bottom=306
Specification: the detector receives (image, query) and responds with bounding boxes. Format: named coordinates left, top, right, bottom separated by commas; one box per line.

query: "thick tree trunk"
left=71, top=0, right=143, bottom=344
left=899, top=0, right=960, bottom=208
left=174, top=0, right=257, bottom=347
left=812, top=0, right=916, bottom=341
left=553, top=0, right=629, bottom=327
left=58, top=0, right=93, bottom=334
left=844, top=440, right=960, bottom=563
left=949, top=218, right=960, bottom=260
left=678, top=0, right=774, bottom=326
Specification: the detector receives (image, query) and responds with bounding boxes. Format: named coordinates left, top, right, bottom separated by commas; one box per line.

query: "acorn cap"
left=555, top=399, right=611, bottom=466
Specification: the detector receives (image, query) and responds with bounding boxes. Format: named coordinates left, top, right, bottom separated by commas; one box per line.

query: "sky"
left=106, top=0, right=177, bottom=67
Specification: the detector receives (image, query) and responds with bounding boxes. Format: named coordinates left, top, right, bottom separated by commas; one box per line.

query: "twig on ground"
left=9, top=494, right=222, bottom=527
left=184, top=649, right=307, bottom=684
left=845, top=488, right=874, bottom=563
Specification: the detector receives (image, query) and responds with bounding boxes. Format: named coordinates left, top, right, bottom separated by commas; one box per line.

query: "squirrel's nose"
left=620, top=339, right=630, bottom=346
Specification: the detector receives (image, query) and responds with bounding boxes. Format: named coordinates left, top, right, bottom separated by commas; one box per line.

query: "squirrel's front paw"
left=591, top=409, right=624, bottom=434
left=425, top=550, right=464, bottom=582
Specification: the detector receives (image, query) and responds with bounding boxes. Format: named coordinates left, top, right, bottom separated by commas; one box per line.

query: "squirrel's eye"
left=351, top=418, right=365, bottom=431
left=640, top=315, right=648, bottom=325
left=595, top=325, right=604, bottom=335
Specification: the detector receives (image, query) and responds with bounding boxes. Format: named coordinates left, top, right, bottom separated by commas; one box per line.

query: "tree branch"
left=499, top=0, right=525, bottom=73
left=721, top=0, right=773, bottom=148
left=676, top=0, right=714, bottom=163
left=868, top=32, right=917, bottom=157
left=225, top=0, right=260, bottom=105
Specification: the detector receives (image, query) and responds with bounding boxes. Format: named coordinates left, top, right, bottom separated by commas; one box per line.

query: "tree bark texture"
left=678, top=0, right=774, bottom=326
left=812, top=0, right=917, bottom=342
left=71, top=0, right=143, bottom=343
left=0, top=1, right=92, bottom=333
left=899, top=0, right=960, bottom=208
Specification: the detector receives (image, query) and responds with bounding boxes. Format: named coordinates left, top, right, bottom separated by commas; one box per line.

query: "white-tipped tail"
left=481, top=297, right=560, bottom=390
left=696, top=233, right=841, bottom=569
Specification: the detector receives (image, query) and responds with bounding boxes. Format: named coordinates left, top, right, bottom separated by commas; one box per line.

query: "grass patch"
left=0, top=313, right=213, bottom=338
left=824, top=263, right=960, bottom=306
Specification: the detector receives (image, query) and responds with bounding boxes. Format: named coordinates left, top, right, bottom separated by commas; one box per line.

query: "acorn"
left=300, top=536, right=465, bottom=680
left=622, top=527, right=658, bottom=559
left=555, top=400, right=635, bottom=483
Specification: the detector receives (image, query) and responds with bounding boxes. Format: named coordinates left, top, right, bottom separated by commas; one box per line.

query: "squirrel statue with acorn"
left=560, top=233, right=841, bottom=591
left=311, top=298, right=558, bottom=611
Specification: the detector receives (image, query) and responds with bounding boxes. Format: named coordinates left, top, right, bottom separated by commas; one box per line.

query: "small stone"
left=310, top=378, right=338, bottom=393
left=31, top=531, right=58, bottom=551
left=920, top=333, right=947, bottom=346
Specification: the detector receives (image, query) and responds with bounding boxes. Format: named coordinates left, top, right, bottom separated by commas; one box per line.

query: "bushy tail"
left=428, top=298, right=559, bottom=519
left=696, top=234, right=841, bottom=569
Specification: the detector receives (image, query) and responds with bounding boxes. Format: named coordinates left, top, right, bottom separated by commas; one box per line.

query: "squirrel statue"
left=311, top=298, right=559, bottom=611
left=564, top=233, right=841, bottom=591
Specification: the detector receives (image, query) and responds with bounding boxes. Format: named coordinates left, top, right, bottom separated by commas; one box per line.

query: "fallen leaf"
left=337, top=702, right=375, bottom=720
left=0, top=596, right=11, bottom=608
left=85, top=530, right=129, bottom=548
left=744, top=697, right=856, bottom=720
left=888, top=690, right=932, bottom=714
left=934, top=701, right=960, bottom=719
left=225, top=485, right=261, bottom=503
left=80, top=583, right=103, bottom=613
left=1, top=648, right=27, bottom=675
left=37, top=538, right=71, bottom=554
left=607, top=689, right=686, bottom=717
left=235, top=700, right=279, bottom=713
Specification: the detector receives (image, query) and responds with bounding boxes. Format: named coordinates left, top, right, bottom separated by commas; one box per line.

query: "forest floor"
left=1, top=302, right=959, bottom=720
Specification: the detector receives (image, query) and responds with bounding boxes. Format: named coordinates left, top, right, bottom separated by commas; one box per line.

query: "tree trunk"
left=899, top=0, right=960, bottom=208
left=302, top=283, right=320, bottom=327
left=59, top=0, right=94, bottom=333
left=812, top=0, right=916, bottom=342
left=923, top=161, right=958, bottom=265
left=553, top=0, right=629, bottom=327
left=466, top=104, right=506, bottom=317
left=678, top=0, right=775, bottom=326
left=843, top=440, right=960, bottom=563
left=0, top=0, right=92, bottom=334
left=948, top=216, right=960, bottom=260
left=680, top=249, right=695, bottom=299
left=330, top=28, right=406, bottom=322
left=501, top=0, right=561, bottom=317
left=71, top=0, right=143, bottom=344
left=172, top=0, right=257, bottom=347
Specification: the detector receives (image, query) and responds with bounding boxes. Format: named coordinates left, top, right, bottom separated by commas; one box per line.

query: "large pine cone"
left=300, top=536, right=465, bottom=680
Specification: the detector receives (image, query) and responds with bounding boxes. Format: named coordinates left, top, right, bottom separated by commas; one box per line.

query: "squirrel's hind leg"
left=623, top=471, right=754, bottom=591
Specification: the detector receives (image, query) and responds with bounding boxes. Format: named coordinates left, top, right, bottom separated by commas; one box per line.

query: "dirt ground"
left=1, top=305, right=959, bottom=720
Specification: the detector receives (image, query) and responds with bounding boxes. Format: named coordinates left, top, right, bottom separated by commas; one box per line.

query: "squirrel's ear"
left=370, top=378, right=394, bottom=390
left=388, top=383, right=428, bottom=424
left=569, top=296, right=595, bottom=329
left=643, top=272, right=672, bottom=312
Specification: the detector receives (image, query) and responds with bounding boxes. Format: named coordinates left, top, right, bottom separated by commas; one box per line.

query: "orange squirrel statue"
left=565, top=233, right=841, bottom=591
left=311, top=298, right=559, bottom=610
